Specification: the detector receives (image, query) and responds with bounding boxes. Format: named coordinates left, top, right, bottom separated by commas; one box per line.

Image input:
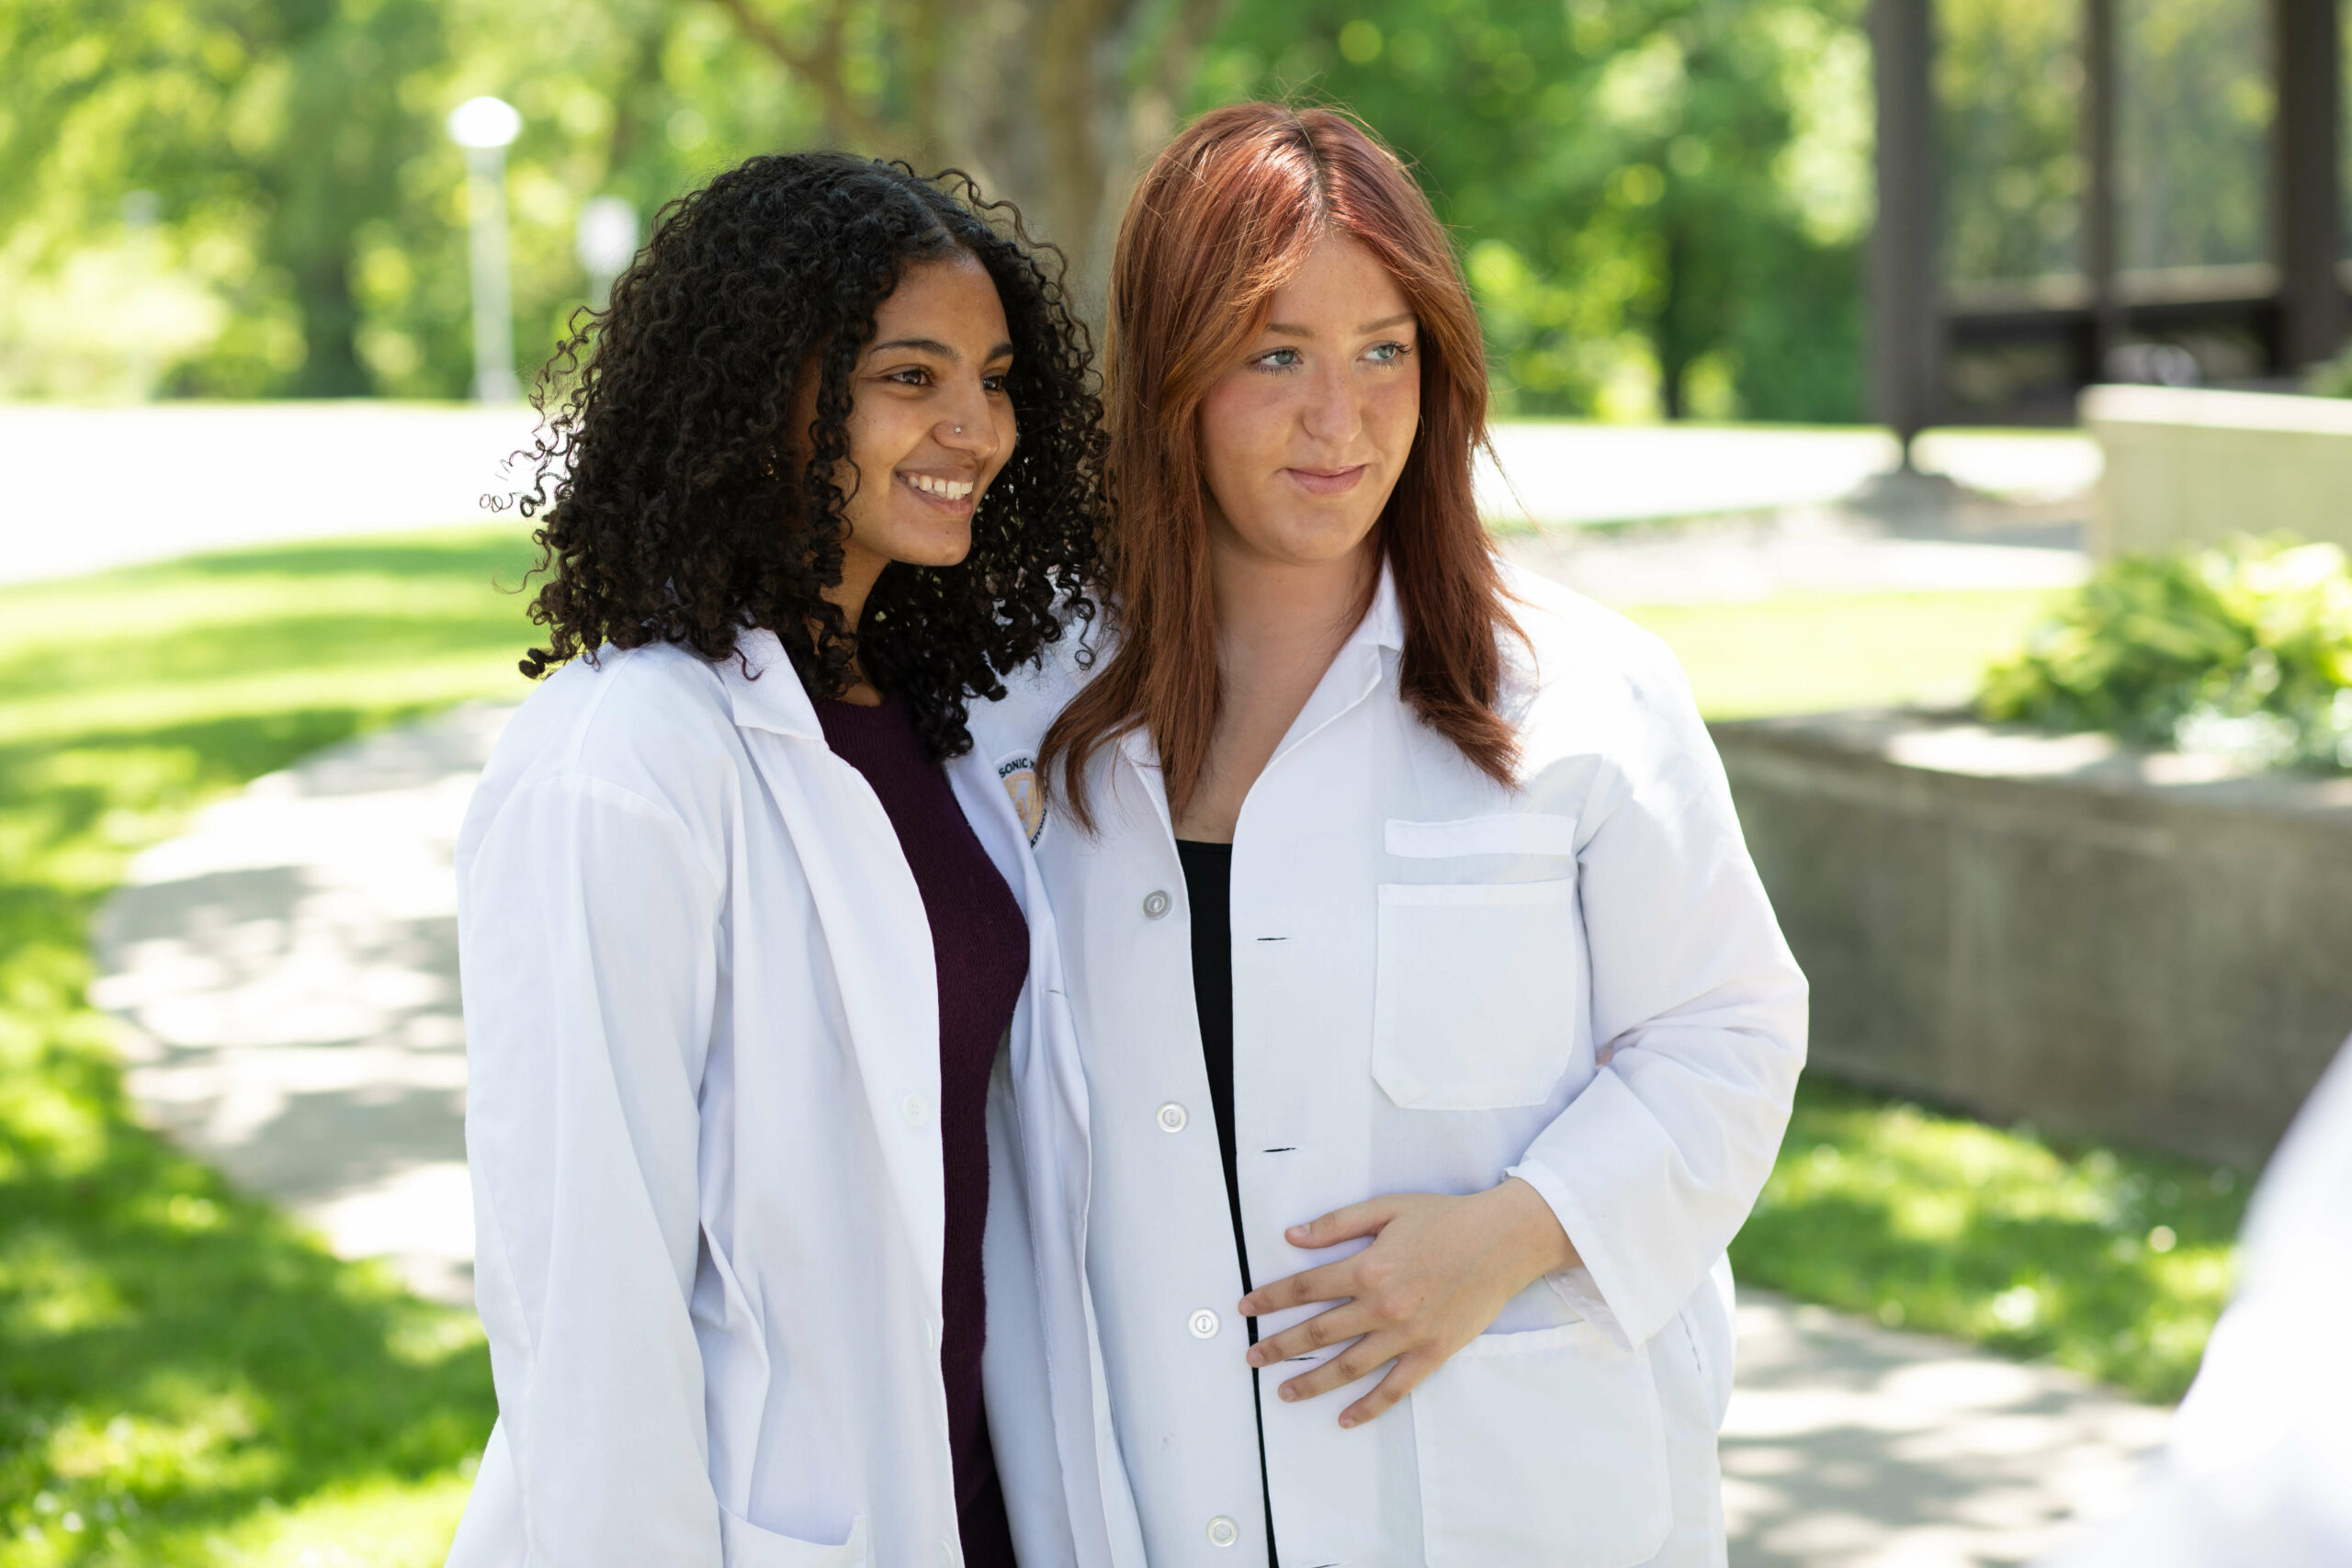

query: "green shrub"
left=1978, top=536, right=2352, bottom=771
left=2303, top=345, right=2352, bottom=398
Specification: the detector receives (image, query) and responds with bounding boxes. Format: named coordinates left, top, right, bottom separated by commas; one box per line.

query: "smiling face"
left=1194, top=231, right=1420, bottom=572
left=820, top=251, right=1017, bottom=604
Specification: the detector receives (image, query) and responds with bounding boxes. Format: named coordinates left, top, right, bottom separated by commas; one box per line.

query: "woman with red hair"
left=983, top=104, right=1806, bottom=1566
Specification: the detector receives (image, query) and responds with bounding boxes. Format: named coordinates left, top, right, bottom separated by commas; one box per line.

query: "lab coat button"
left=1206, top=1516, right=1239, bottom=1547
left=1156, top=1101, right=1188, bottom=1133
left=1189, top=1308, right=1220, bottom=1339
left=1143, top=889, right=1171, bottom=919
left=902, top=1093, right=931, bottom=1127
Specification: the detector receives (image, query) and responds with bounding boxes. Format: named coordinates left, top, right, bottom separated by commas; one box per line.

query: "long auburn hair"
left=1040, top=103, right=1521, bottom=827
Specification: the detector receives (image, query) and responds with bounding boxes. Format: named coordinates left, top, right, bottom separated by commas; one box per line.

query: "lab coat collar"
left=1110, top=563, right=1402, bottom=784
left=1366, top=558, right=1405, bottom=653
left=716, top=627, right=824, bottom=741
left=1266, top=561, right=1400, bottom=769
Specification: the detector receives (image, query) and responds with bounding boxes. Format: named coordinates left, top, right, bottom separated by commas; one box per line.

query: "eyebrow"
left=1262, top=311, right=1418, bottom=339
left=867, top=337, right=1016, bottom=363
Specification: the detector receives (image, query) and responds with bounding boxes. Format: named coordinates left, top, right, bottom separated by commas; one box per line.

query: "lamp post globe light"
left=447, top=96, right=523, bottom=403
left=575, top=196, right=639, bottom=309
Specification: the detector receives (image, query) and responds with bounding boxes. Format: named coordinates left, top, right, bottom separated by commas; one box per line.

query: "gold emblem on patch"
left=998, top=756, right=1046, bottom=846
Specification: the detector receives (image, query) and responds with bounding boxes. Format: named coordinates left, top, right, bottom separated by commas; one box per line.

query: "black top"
left=1176, top=839, right=1249, bottom=1277
left=1174, top=838, right=1278, bottom=1566
left=817, top=694, right=1023, bottom=1568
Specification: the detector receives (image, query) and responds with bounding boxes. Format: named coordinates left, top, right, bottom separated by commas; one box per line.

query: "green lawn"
left=1, top=530, right=537, bottom=1567
left=1626, top=589, right=2066, bottom=717
left=0, top=534, right=2226, bottom=1563
left=1730, top=1078, right=2245, bottom=1402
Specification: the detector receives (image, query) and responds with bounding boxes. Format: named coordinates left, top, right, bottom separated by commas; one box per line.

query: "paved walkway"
left=5, top=401, right=2097, bottom=589
left=90, top=704, right=2169, bottom=1568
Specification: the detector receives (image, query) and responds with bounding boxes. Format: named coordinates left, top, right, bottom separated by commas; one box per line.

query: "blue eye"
left=1254, top=347, right=1303, bottom=370
left=1366, top=341, right=1412, bottom=365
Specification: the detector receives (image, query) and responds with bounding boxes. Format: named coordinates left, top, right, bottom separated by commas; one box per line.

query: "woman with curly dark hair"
left=443, top=153, right=1144, bottom=1568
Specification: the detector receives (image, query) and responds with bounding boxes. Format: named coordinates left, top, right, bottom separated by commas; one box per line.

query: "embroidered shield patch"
left=998, top=755, right=1046, bottom=846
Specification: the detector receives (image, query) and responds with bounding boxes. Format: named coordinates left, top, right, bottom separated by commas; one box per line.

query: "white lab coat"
left=441, top=629, right=1147, bottom=1568
left=978, top=563, right=1807, bottom=1568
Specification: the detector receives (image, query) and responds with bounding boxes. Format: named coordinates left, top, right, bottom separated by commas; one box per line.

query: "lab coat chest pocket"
left=1410, top=1322, right=1671, bottom=1568
left=1373, top=815, right=1580, bottom=1110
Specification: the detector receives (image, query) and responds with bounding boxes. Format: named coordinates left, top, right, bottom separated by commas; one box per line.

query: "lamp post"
left=575, top=196, right=639, bottom=310
left=447, top=96, right=523, bottom=403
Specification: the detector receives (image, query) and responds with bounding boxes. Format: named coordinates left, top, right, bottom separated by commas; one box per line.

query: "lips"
left=1285, top=465, right=1367, bottom=497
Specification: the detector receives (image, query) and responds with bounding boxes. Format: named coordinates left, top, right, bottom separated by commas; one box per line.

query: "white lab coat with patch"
left=979, top=563, right=1806, bottom=1568
left=441, top=630, right=1147, bottom=1568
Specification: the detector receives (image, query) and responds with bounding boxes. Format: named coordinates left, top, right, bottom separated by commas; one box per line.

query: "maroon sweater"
left=815, top=694, right=1025, bottom=1568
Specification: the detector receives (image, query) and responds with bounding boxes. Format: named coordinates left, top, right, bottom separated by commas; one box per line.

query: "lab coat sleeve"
left=1507, top=657, right=1807, bottom=1351
left=458, top=771, right=728, bottom=1566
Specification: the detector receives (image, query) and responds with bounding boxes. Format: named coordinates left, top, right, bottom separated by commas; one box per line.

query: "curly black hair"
left=510, top=152, right=1103, bottom=761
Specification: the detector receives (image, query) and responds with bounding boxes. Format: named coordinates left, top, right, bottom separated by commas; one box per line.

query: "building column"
left=2084, top=0, right=2123, bottom=378
left=2274, top=0, right=2345, bottom=371
left=1869, top=0, right=1939, bottom=456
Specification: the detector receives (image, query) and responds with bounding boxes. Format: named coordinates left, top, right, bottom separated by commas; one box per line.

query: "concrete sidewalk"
left=88, top=705, right=2169, bottom=1567
left=5, top=400, right=2097, bottom=587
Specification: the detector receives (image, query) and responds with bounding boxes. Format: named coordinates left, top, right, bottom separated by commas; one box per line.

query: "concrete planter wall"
left=1713, top=711, right=2352, bottom=1168
left=2083, top=383, right=2352, bottom=558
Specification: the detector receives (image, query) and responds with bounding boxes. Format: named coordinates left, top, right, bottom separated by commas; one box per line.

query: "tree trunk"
left=292, top=255, right=371, bottom=398
left=710, top=0, right=1233, bottom=324
left=1657, top=220, right=1690, bottom=421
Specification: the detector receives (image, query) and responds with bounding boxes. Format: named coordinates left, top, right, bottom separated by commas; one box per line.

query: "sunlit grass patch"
left=0, top=529, right=532, bottom=1567
left=1731, top=1076, right=2249, bottom=1403
left=1627, top=590, right=2068, bottom=719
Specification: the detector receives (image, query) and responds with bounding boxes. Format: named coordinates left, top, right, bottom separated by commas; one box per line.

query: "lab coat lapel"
left=1266, top=567, right=1401, bottom=771
left=949, top=740, right=1143, bottom=1568
left=1114, top=728, right=1176, bottom=841
left=719, top=634, right=946, bottom=1306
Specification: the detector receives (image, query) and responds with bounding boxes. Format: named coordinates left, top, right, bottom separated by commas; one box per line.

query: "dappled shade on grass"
left=1731, top=1076, right=2249, bottom=1404
left=1, top=530, right=536, bottom=1564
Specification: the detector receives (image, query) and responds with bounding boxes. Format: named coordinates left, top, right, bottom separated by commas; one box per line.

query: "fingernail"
left=1339, top=1415, right=1357, bottom=1427
left=1245, top=1348, right=1262, bottom=1367
left=1286, top=1225, right=1308, bottom=1240
left=1280, top=1385, right=1298, bottom=1401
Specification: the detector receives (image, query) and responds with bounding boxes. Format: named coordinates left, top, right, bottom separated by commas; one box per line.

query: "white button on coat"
left=1207, top=1517, right=1239, bottom=1547
left=441, top=629, right=1147, bottom=1568
left=1156, top=1102, right=1189, bottom=1133
left=1142, top=889, right=1171, bottom=919
left=984, top=564, right=1806, bottom=1568
left=1189, top=1309, right=1221, bottom=1339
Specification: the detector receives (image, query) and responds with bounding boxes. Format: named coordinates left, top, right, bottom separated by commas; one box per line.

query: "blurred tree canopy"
left=1200, top=0, right=1873, bottom=419
left=0, top=0, right=1880, bottom=420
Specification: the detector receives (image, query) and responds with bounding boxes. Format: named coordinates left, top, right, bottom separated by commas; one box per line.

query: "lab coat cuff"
left=1505, top=1156, right=1634, bottom=1351
left=1510, top=1068, right=1690, bottom=1348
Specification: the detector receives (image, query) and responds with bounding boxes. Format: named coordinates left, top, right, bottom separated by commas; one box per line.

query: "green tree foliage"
left=1196, top=0, right=1874, bottom=422
left=3, top=0, right=1883, bottom=412
left=0, top=0, right=823, bottom=399
left=1937, top=0, right=2083, bottom=287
